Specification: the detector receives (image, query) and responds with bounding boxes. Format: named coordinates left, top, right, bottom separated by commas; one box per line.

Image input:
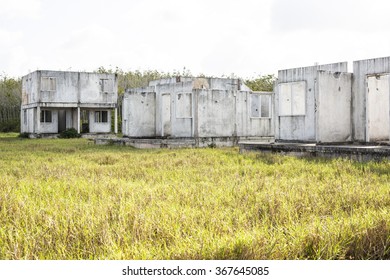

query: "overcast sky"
left=1, top=0, right=390, bottom=78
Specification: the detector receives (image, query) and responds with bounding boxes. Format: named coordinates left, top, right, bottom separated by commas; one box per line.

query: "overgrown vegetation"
left=0, top=74, right=21, bottom=132
left=0, top=133, right=389, bottom=260
left=59, top=128, right=81, bottom=139
left=244, top=74, right=275, bottom=92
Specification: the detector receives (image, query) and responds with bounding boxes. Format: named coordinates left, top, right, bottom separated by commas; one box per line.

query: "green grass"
left=0, top=133, right=389, bottom=259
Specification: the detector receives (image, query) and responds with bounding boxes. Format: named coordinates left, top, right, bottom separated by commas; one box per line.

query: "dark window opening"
left=40, top=110, right=52, bottom=123
left=95, top=111, right=108, bottom=123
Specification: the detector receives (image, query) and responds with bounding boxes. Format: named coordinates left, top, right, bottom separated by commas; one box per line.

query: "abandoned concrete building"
left=274, top=56, right=390, bottom=143
left=240, top=56, right=390, bottom=161
left=21, top=70, right=118, bottom=137
left=20, top=56, right=390, bottom=150
left=122, top=77, right=273, bottom=146
left=274, top=62, right=352, bottom=143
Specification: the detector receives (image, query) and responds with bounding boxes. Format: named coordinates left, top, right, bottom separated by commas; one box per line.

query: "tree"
left=0, top=74, right=22, bottom=132
left=244, top=74, right=276, bottom=92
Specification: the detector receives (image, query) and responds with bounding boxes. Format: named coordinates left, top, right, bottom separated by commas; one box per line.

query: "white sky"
left=1, top=0, right=390, bottom=78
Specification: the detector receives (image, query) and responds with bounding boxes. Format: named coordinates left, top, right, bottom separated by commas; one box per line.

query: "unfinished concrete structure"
left=21, top=70, right=118, bottom=137
left=122, top=77, right=273, bottom=146
left=353, top=56, right=390, bottom=142
left=275, top=62, right=352, bottom=143
left=242, top=56, right=390, bottom=161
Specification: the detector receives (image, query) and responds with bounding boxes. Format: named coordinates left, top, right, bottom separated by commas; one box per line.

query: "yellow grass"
left=0, top=133, right=389, bottom=259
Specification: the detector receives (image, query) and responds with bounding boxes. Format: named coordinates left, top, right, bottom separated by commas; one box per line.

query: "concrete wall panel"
left=197, top=90, right=236, bottom=137
left=353, top=57, right=390, bottom=141
left=40, top=71, right=78, bottom=103
left=276, top=62, right=348, bottom=141
left=89, top=109, right=111, bottom=133
left=366, top=74, right=390, bottom=141
left=127, top=92, right=156, bottom=137
left=316, top=71, right=352, bottom=143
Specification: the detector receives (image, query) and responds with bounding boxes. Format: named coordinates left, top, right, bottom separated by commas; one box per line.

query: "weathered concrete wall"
left=39, top=109, right=58, bottom=133
left=123, top=78, right=273, bottom=140
left=275, top=62, right=348, bottom=142
left=196, top=89, right=236, bottom=137
left=122, top=88, right=156, bottom=137
left=366, top=74, right=390, bottom=141
left=21, top=108, right=35, bottom=133
left=21, top=107, right=58, bottom=134
left=353, top=57, right=390, bottom=142
left=21, top=71, right=117, bottom=106
left=316, top=71, right=352, bottom=143
left=32, top=71, right=118, bottom=105
left=149, top=77, right=251, bottom=91
left=79, top=72, right=117, bottom=105
left=39, top=71, right=79, bottom=104
left=155, top=81, right=193, bottom=137
left=22, top=71, right=39, bottom=105
left=88, top=109, right=111, bottom=133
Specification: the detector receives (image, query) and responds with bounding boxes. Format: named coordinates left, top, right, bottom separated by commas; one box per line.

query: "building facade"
left=122, top=77, right=273, bottom=145
left=274, top=56, right=390, bottom=143
left=21, top=70, right=118, bottom=136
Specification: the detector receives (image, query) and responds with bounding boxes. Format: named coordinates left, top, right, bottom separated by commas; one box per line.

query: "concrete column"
left=20, top=108, right=24, bottom=133
left=36, top=106, right=41, bottom=134
left=77, top=106, right=80, bottom=134
left=114, top=108, right=118, bottom=134
left=193, top=90, right=198, bottom=139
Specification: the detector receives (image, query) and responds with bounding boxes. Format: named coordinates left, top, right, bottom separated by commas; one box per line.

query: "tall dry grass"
left=0, top=133, right=389, bottom=259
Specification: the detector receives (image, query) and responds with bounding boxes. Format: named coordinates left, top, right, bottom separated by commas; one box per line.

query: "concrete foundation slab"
left=239, top=142, right=390, bottom=162
left=95, top=136, right=274, bottom=149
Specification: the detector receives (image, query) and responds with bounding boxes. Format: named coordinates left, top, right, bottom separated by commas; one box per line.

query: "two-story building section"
left=21, top=70, right=118, bottom=137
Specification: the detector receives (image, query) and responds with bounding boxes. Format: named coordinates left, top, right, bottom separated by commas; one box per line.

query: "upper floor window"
left=41, top=77, right=56, bottom=91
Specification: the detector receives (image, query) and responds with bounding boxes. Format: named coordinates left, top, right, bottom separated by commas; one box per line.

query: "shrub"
left=0, top=120, right=20, bottom=132
left=59, top=128, right=81, bottom=139
left=18, top=132, right=30, bottom=138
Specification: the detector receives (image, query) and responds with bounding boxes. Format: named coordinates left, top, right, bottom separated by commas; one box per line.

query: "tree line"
left=0, top=68, right=275, bottom=132
left=0, top=74, right=22, bottom=132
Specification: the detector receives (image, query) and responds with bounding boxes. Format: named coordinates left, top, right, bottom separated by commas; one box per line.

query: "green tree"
left=244, top=74, right=276, bottom=92
left=0, top=74, right=22, bottom=132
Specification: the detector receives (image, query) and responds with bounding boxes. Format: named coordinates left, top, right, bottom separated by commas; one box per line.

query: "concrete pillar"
left=36, top=106, right=41, bottom=134
left=77, top=106, right=80, bottom=134
left=20, top=108, right=24, bottom=133
left=114, top=108, right=118, bottom=134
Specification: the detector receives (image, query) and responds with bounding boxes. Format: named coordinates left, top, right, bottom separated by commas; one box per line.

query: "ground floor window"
left=40, top=110, right=52, bottom=123
left=95, top=110, right=108, bottom=123
left=250, top=94, right=271, bottom=118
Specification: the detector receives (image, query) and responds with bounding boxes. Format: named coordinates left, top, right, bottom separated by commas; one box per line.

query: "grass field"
left=0, top=133, right=389, bottom=260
